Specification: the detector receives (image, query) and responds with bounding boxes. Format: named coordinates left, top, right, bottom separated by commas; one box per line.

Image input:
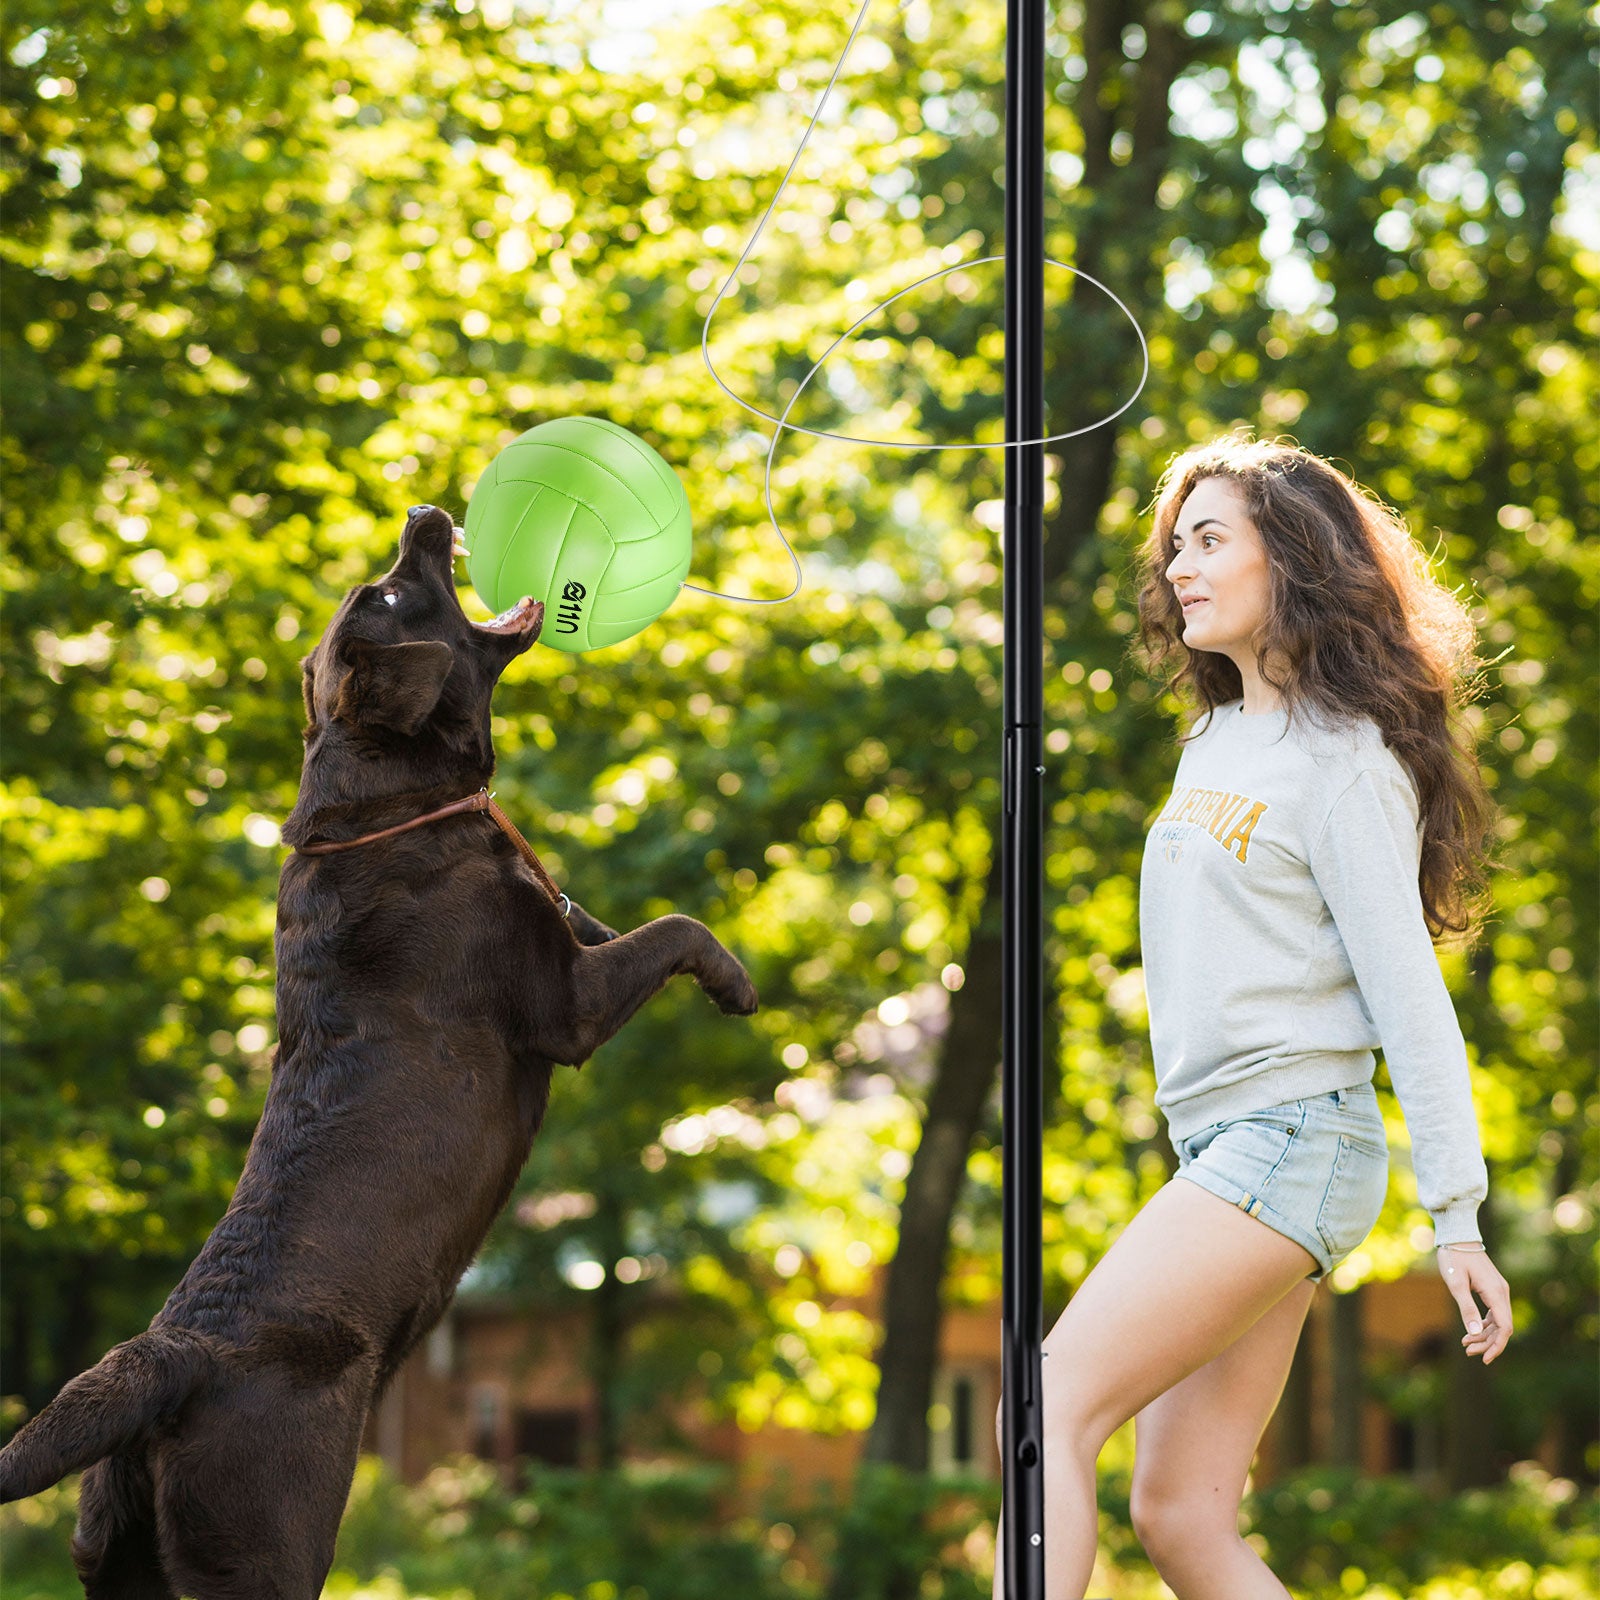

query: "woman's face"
left=1164, top=477, right=1273, bottom=665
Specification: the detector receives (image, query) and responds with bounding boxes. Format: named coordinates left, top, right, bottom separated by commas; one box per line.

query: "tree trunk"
left=591, top=1197, right=628, bottom=1470
left=57, top=1267, right=95, bottom=1404
left=1328, top=1284, right=1364, bottom=1469
left=1274, top=1306, right=1316, bottom=1476
left=863, top=858, right=1006, bottom=1471
left=1444, top=1196, right=1500, bottom=1490
left=2, top=1282, right=30, bottom=1428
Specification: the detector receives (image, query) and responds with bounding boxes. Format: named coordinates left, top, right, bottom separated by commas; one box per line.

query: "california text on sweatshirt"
left=1138, top=698, right=1488, bottom=1246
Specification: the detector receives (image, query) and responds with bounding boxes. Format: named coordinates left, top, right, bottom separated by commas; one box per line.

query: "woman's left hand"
left=1436, top=1245, right=1513, bottom=1364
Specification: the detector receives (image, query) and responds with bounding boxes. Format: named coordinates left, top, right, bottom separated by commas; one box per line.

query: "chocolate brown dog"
left=0, top=504, right=758, bottom=1597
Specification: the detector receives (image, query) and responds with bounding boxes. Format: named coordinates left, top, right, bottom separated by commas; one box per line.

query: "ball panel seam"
left=492, top=483, right=551, bottom=612
left=504, top=440, right=676, bottom=531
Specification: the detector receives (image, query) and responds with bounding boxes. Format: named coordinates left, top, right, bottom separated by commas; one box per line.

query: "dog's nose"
left=407, top=504, right=435, bottom=522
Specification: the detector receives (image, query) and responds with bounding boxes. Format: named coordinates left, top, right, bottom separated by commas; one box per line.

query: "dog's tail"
left=0, top=1327, right=214, bottom=1503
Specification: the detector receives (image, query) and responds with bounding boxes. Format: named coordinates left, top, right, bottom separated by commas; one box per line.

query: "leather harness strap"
left=293, top=787, right=571, bottom=918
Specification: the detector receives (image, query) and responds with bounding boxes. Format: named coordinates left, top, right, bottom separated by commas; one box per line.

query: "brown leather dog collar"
left=294, top=787, right=570, bottom=917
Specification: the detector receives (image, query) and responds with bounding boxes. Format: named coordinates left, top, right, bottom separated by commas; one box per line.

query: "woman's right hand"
left=1435, top=1244, right=1513, bottom=1364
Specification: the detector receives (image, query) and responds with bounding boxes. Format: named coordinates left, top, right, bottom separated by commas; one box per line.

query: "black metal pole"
left=1001, top=0, right=1046, bottom=1593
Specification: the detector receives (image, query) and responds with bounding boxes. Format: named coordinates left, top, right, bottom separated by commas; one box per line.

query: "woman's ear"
left=331, top=638, right=456, bottom=736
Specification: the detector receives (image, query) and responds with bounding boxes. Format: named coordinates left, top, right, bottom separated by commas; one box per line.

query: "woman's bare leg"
left=990, top=1175, right=1319, bottom=1600
left=991, top=1384, right=1098, bottom=1600
left=1130, top=1276, right=1316, bottom=1599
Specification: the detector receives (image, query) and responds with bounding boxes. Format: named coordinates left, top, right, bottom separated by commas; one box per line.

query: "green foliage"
left=808, top=1462, right=993, bottom=1596
left=331, top=1456, right=796, bottom=1598
left=5, top=1461, right=1595, bottom=1600
left=1243, top=1461, right=1599, bottom=1593
left=0, top=1481, right=82, bottom=1600
left=3, top=0, right=1595, bottom=1516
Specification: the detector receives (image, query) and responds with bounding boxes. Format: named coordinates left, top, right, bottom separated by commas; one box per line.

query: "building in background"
left=363, top=1261, right=1569, bottom=1501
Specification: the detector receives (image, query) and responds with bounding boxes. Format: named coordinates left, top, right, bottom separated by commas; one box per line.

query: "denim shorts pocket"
left=1328, top=1096, right=1388, bottom=1159
left=1315, top=1133, right=1389, bottom=1259
left=1218, top=1106, right=1301, bottom=1191
left=1338, top=1125, right=1388, bottom=1160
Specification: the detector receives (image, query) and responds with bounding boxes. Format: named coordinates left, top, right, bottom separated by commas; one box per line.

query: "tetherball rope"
left=690, top=0, right=1151, bottom=604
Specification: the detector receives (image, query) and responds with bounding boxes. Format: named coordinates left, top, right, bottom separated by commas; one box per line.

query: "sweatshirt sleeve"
left=1308, top=765, right=1487, bottom=1246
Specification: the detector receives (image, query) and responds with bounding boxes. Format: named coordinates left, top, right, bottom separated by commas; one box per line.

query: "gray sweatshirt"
left=1139, top=699, right=1487, bottom=1246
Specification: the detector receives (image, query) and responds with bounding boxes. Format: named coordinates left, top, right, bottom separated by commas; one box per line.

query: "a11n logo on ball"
left=555, top=580, right=587, bottom=637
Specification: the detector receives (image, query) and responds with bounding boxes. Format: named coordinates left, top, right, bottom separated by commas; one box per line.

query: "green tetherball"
left=464, top=416, right=692, bottom=654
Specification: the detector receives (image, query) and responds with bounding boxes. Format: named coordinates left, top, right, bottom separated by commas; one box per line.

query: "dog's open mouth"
left=474, top=596, right=544, bottom=638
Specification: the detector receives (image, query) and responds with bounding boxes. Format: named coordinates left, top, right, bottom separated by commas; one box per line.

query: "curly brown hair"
left=1134, top=434, right=1496, bottom=942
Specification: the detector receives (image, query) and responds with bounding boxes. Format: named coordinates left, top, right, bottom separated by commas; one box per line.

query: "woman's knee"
left=996, top=1360, right=1121, bottom=1460
left=997, top=1391, right=1114, bottom=1472
left=1128, top=1472, right=1235, bottom=1565
left=1127, top=1473, right=1167, bottom=1551
left=1130, top=1476, right=1190, bottom=1567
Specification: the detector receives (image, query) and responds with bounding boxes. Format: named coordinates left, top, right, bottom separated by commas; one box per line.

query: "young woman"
left=992, top=436, right=1514, bottom=1600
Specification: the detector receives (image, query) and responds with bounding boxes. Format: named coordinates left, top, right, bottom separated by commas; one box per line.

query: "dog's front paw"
left=707, top=964, right=759, bottom=1017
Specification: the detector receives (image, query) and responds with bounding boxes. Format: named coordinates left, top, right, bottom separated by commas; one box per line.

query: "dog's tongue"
left=477, top=596, right=543, bottom=635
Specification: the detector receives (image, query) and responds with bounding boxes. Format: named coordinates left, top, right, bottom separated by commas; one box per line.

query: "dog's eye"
left=382, top=589, right=400, bottom=607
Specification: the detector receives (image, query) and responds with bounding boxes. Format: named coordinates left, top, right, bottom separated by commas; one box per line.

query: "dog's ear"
left=299, top=653, right=318, bottom=730
left=332, top=638, right=455, bottom=735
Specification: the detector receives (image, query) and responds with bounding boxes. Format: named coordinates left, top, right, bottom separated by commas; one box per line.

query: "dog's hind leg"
left=153, top=1376, right=367, bottom=1600
left=73, top=1456, right=178, bottom=1600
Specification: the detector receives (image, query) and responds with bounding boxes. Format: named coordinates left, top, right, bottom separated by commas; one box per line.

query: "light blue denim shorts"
left=1170, top=1082, right=1389, bottom=1282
